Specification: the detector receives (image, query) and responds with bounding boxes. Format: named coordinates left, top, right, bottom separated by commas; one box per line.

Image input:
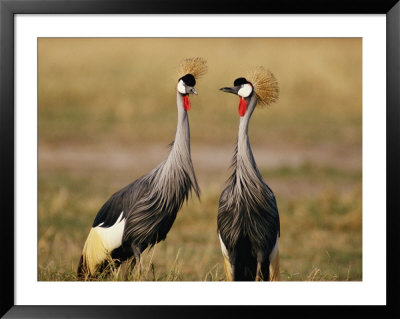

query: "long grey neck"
left=237, top=95, right=257, bottom=165
left=235, top=94, right=262, bottom=184
left=153, top=91, right=199, bottom=199
left=173, top=92, right=190, bottom=155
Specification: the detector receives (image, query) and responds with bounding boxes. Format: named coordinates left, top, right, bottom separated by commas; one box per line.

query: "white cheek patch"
left=177, top=79, right=186, bottom=94
left=238, top=83, right=252, bottom=98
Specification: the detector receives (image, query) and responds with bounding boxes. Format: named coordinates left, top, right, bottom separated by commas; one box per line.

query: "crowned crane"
left=77, top=57, right=207, bottom=279
left=217, top=67, right=280, bottom=281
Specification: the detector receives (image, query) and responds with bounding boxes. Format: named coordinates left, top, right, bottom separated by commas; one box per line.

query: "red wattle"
left=238, top=97, right=247, bottom=116
left=183, top=95, right=191, bottom=111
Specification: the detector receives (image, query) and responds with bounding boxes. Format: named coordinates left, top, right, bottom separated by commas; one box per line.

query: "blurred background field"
left=38, top=38, right=362, bottom=281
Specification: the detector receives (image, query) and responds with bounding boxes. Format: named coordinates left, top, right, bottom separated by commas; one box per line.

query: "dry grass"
left=38, top=38, right=362, bottom=281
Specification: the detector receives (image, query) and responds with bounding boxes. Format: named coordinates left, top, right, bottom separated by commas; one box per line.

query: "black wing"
left=92, top=189, right=126, bottom=228
left=218, top=183, right=279, bottom=255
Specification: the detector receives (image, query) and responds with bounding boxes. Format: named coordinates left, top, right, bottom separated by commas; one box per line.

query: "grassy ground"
left=38, top=38, right=362, bottom=281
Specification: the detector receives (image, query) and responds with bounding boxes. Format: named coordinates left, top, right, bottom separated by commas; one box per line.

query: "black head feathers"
left=234, top=77, right=250, bottom=86
left=180, top=74, right=196, bottom=87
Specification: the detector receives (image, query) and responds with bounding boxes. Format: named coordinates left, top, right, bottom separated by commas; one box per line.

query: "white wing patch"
left=94, top=212, right=125, bottom=252
left=269, top=234, right=279, bottom=262
left=218, top=233, right=229, bottom=259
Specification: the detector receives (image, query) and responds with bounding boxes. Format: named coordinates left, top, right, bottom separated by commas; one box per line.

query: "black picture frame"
left=1, top=0, right=399, bottom=318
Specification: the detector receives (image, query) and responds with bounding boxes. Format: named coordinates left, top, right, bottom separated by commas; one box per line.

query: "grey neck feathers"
left=153, top=92, right=200, bottom=203
left=235, top=94, right=264, bottom=189
left=174, top=92, right=191, bottom=154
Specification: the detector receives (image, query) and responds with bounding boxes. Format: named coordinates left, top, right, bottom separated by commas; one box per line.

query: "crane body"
left=77, top=58, right=207, bottom=279
left=218, top=70, right=280, bottom=281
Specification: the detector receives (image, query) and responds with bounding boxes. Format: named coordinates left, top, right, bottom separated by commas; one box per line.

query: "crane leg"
left=256, top=251, right=269, bottom=281
left=229, top=251, right=237, bottom=281
left=133, top=246, right=142, bottom=275
left=231, top=264, right=236, bottom=281
left=255, top=262, right=262, bottom=281
left=124, top=244, right=142, bottom=279
left=269, top=248, right=280, bottom=281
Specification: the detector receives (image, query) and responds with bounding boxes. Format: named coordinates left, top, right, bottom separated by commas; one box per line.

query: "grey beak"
left=189, top=87, right=198, bottom=95
left=220, top=86, right=239, bottom=95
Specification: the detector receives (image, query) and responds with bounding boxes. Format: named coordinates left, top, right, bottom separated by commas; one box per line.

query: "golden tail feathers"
left=77, top=228, right=107, bottom=279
